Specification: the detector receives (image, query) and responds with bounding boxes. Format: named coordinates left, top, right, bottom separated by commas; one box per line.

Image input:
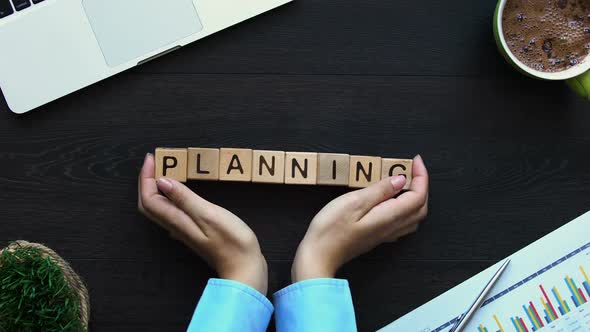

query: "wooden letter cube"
left=349, top=155, right=382, bottom=188
left=252, top=150, right=285, bottom=184
left=317, top=153, right=350, bottom=186
left=187, top=148, right=220, bottom=181
left=381, top=158, right=413, bottom=190
left=219, top=148, right=253, bottom=182
left=285, top=152, right=318, bottom=185
left=155, top=148, right=188, bottom=182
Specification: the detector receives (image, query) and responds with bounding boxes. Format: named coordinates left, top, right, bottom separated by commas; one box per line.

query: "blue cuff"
left=273, top=278, right=358, bottom=332
left=187, top=278, right=273, bottom=332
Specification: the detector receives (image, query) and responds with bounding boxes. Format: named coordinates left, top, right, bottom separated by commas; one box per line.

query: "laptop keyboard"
left=0, top=0, right=44, bottom=19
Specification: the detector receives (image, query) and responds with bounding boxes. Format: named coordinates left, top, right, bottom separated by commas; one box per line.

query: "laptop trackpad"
left=83, top=0, right=203, bottom=67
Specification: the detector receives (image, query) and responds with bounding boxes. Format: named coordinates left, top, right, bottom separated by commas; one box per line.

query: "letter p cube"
left=155, top=148, right=188, bottom=182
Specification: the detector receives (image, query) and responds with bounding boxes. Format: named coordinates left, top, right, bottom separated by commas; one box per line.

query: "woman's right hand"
left=291, top=155, right=429, bottom=282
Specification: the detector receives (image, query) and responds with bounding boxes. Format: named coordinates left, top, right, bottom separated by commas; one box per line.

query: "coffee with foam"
left=502, top=0, right=590, bottom=72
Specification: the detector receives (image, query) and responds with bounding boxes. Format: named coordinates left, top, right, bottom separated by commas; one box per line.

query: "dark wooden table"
left=1, top=1, right=590, bottom=331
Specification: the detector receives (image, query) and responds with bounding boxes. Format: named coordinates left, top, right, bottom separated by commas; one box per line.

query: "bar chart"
left=436, top=241, right=590, bottom=332
left=474, top=264, right=590, bottom=332
left=379, top=212, right=590, bottom=332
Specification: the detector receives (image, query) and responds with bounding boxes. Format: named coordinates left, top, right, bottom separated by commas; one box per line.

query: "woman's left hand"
left=138, top=153, right=268, bottom=295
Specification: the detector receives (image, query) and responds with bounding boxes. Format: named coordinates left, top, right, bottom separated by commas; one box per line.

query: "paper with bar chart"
left=379, top=211, right=590, bottom=332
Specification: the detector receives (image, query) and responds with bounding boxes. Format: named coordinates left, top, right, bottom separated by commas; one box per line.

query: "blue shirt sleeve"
left=273, top=278, right=358, bottom=332
left=187, top=278, right=273, bottom=332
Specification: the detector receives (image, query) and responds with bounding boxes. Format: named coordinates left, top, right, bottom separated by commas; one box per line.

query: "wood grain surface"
left=1, top=0, right=589, bottom=331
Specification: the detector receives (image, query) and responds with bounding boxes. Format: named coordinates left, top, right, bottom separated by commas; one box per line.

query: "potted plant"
left=0, top=241, right=90, bottom=332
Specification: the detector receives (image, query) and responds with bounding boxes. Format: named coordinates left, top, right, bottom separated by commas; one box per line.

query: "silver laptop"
left=0, top=0, right=292, bottom=114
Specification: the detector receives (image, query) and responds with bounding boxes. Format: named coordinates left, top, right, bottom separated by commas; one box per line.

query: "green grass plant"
left=0, top=245, right=84, bottom=332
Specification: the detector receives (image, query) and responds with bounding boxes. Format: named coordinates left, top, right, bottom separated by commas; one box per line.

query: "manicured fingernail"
left=156, top=178, right=173, bottom=193
left=390, top=175, right=406, bottom=190
left=144, top=153, right=152, bottom=162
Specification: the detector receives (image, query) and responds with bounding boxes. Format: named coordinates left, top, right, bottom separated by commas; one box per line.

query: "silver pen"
left=449, top=259, right=511, bottom=332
